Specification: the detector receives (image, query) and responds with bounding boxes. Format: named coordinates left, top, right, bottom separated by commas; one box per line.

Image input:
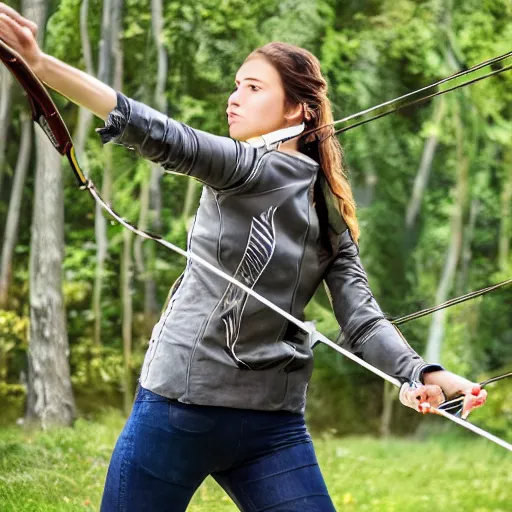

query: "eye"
left=230, top=83, right=260, bottom=94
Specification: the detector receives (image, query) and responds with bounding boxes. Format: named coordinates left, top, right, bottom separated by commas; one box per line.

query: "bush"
left=0, top=382, right=26, bottom=425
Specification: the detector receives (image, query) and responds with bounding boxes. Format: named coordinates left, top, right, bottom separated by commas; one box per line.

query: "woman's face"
left=227, top=56, right=299, bottom=141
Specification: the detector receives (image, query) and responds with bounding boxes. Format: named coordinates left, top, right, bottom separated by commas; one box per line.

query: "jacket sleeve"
left=96, top=92, right=259, bottom=190
left=324, top=229, right=443, bottom=384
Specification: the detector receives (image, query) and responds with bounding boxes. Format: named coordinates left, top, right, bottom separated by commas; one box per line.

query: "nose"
left=228, top=89, right=241, bottom=108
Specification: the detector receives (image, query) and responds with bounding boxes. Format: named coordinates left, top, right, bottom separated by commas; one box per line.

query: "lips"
left=227, top=112, right=242, bottom=125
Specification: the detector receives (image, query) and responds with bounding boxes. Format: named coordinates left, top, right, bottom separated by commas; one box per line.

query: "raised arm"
left=0, top=5, right=258, bottom=189
left=96, top=92, right=259, bottom=190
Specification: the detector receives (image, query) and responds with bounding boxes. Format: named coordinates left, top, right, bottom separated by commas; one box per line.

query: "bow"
left=1, top=37, right=511, bottom=452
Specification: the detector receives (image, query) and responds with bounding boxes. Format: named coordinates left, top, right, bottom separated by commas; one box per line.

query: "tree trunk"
left=424, top=104, right=468, bottom=364
left=92, top=158, right=111, bottom=346
left=456, top=198, right=479, bottom=294
left=73, top=0, right=95, bottom=158
left=499, top=149, right=512, bottom=272
left=97, top=0, right=114, bottom=85
left=92, top=0, right=115, bottom=345
left=121, top=229, right=133, bottom=415
left=0, top=68, right=13, bottom=199
left=110, top=0, right=134, bottom=410
left=405, top=97, right=447, bottom=229
left=24, top=0, right=75, bottom=429
left=112, top=0, right=124, bottom=94
left=134, top=166, right=150, bottom=277
left=151, top=0, right=168, bottom=114
left=133, top=164, right=159, bottom=334
left=133, top=0, right=169, bottom=336
left=26, top=127, right=76, bottom=428
left=379, top=381, right=395, bottom=437
left=0, top=115, right=32, bottom=307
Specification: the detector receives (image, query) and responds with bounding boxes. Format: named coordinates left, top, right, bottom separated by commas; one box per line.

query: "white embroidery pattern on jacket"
left=220, top=206, right=278, bottom=368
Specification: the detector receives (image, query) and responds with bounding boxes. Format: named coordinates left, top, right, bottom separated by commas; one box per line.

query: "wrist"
left=422, top=370, right=474, bottom=399
left=417, top=363, right=444, bottom=385
left=30, top=50, right=47, bottom=79
left=422, top=370, right=446, bottom=386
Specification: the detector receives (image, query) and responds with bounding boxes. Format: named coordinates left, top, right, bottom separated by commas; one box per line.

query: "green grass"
left=0, top=410, right=511, bottom=511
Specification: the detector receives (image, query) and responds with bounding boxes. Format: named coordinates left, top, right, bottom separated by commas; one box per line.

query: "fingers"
left=416, top=386, right=445, bottom=407
left=0, top=13, right=40, bottom=67
left=400, top=381, right=489, bottom=419
left=0, top=3, right=38, bottom=37
left=0, top=13, right=16, bottom=46
left=399, top=383, right=445, bottom=413
left=416, top=385, right=445, bottom=414
left=0, top=13, right=26, bottom=47
left=461, top=385, right=487, bottom=419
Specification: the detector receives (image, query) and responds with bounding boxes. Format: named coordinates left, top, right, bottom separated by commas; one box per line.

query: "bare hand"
left=0, top=3, right=42, bottom=71
left=399, top=383, right=445, bottom=413
left=0, top=3, right=38, bottom=36
left=418, top=370, right=488, bottom=418
left=445, top=384, right=487, bottom=419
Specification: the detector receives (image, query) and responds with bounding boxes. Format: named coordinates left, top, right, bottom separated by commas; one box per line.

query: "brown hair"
left=245, top=42, right=360, bottom=243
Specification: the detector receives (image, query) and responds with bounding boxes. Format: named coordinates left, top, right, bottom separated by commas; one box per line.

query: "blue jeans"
left=100, top=385, right=336, bottom=511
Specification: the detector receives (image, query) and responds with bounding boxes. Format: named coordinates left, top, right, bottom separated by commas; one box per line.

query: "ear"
left=284, top=102, right=305, bottom=125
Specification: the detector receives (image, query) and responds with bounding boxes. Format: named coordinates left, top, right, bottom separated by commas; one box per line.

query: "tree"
left=0, top=114, right=32, bottom=307
left=25, top=0, right=75, bottom=428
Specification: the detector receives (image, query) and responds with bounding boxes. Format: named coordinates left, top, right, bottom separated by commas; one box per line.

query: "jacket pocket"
left=223, top=321, right=313, bottom=372
left=281, top=322, right=314, bottom=373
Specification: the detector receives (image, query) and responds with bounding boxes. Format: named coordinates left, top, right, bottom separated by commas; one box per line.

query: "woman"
left=0, top=5, right=487, bottom=511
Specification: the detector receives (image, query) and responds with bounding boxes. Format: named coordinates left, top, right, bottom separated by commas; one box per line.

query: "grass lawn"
left=0, top=410, right=510, bottom=511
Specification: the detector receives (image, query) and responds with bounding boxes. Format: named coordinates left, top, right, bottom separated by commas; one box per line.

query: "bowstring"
left=390, top=278, right=512, bottom=326
left=283, top=50, right=512, bottom=144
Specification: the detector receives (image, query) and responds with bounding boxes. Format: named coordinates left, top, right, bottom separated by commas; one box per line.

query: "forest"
left=0, top=0, right=511, bottom=509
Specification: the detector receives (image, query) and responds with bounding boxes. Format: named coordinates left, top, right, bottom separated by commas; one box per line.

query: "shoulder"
left=273, top=149, right=319, bottom=167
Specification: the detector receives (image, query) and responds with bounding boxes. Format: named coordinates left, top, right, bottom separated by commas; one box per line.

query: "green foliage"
left=471, top=368, right=512, bottom=443
left=69, top=340, right=145, bottom=416
left=0, top=310, right=28, bottom=383
left=71, top=342, right=125, bottom=389
left=1, top=0, right=511, bottom=443
left=45, top=0, right=83, bottom=60
left=0, top=383, right=26, bottom=426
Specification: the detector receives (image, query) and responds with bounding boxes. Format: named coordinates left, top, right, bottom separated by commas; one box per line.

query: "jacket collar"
left=246, top=123, right=305, bottom=149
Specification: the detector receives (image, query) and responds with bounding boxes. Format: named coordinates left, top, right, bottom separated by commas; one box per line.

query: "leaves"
left=1, top=0, right=511, bottom=438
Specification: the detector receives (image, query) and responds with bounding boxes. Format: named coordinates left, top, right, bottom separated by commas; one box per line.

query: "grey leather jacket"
left=98, top=92, right=442, bottom=413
